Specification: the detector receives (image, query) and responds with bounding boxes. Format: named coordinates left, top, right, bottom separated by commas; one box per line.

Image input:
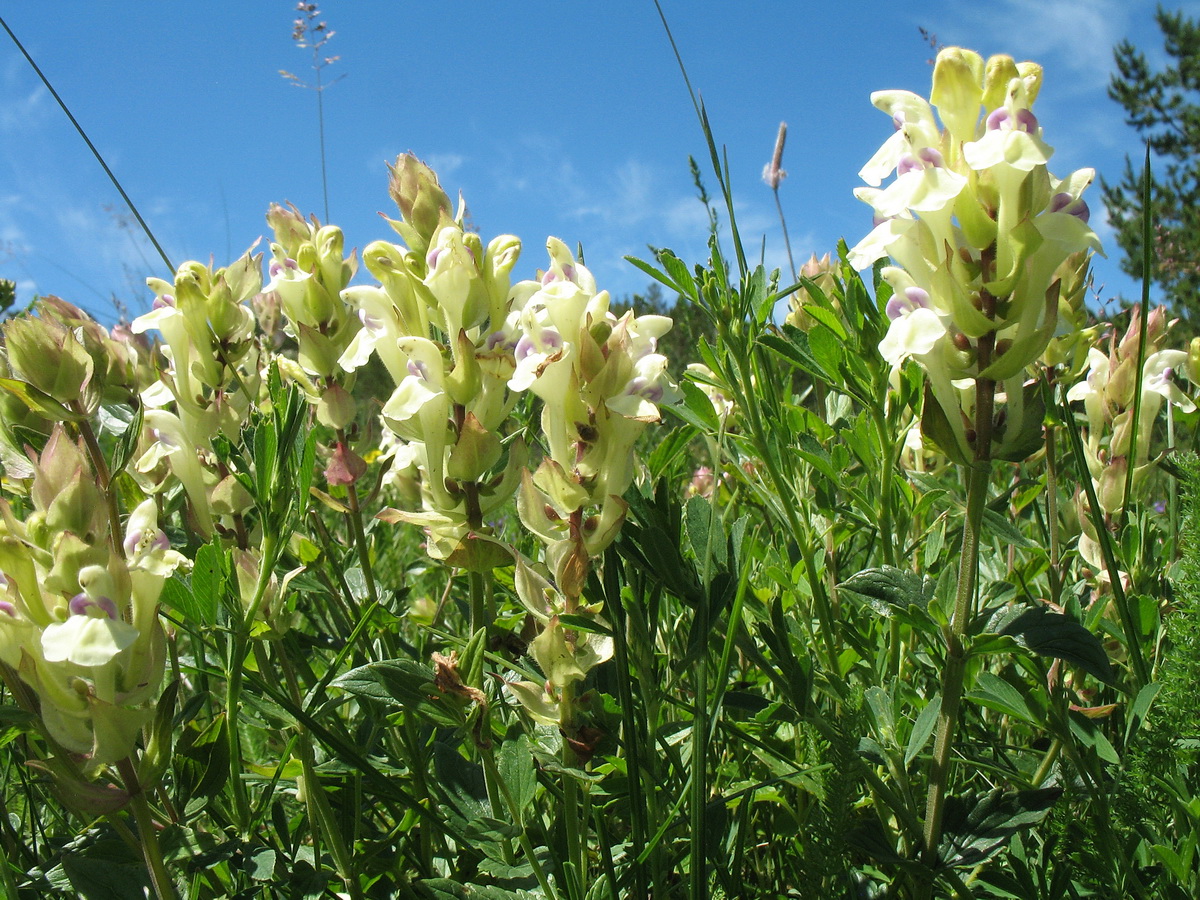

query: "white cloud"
left=425, top=152, right=465, bottom=179
left=941, top=0, right=1134, bottom=95
left=0, top=55, right=49, bottom=133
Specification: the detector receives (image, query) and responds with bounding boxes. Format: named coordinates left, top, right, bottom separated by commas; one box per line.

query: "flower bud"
left=388, top=154, right=454, bottom=256
left=931, top=48, right=984, bottom=143
left=266, top=202, right=313, bottom=254
left=210, top=474, right=254, bottom=518
left=316, top=383, right=357, bottom=430
left=447, top=412, right=503, bottom=483
left=1016, top=61, right=1043, bottom=105
left=1097, top=455, right=1128, bottom=515
left=1188, top=337, right=1200, bottom=385
left=981, top=54, right=1020, bottom=113
left=3, top=312, right=95, bottom=406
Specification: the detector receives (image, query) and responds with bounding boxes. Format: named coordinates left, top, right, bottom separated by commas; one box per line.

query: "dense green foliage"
left=2, top=34, right=1200, bottom=900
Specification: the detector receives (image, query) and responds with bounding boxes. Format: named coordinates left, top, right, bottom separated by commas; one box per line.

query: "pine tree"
left=1103, top=7, right=1200, bottom=321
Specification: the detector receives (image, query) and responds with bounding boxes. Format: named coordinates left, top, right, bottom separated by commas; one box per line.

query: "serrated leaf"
left=190, top=541, right=224, bottom=626
left=807, top=324, right=846, bottom=380
left=672, top=379, right=719, bottom=432
left=685, top=494, right=726, bottom=571
left=659, top=251, right=698, bottom=300
left=48, top=839, right=150, bottom=899
left=158, top=575, right=200, bottom=625
left=332, top=659, right=462, bottom=727
left=999, top=606, right=1116, bottom=686
left=497, top=734, right=537, bottom=826
left=797, top=301, right=847, bottom=339
left=840, top=566, right=933, bottom=614
left=967, top=672, right=1036, bottom=724
left=981, top=508, right=1037, bottom=549
left=624, top=255, right=683, bottom=296
left=939, top=788, right=1062, bottom=869
left=760, top=326, right=834, bottom=383
left=795, top=432, right=838, bottom=482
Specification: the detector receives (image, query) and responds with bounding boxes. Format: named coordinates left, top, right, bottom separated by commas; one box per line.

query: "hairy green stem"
left=226, top=530, right=280, bottom=835
left=921, top=341, right=996, bottom=891
left=279, top=649, right=363, bottom=900
left=71, top=407, right=125, bottom=561
left=116, top=756, right=175, bottom=900
left=689, top=647, right=710, bottom=900
left=480, top=748, right=560, bottom=900
left=920, top=458, right=989, bottom=880
left=337, top=429, right=381, bottom=611
left=560, top=677, right=585, bottom=900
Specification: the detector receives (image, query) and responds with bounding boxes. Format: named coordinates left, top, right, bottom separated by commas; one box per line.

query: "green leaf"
left=624, top=255, right=683, bottom=296
left=109, top=401, right=144, bottom=477
left=981, top=507, right=1037, bottom=549
left=967, top=672, right=1036, bottom=724
left=999, top=606, right=1116, bottom=686
left=332, top=659, right=463, bottom=727
left=671, top=379, right=719, bottom=432
left=794, top=432, right=839, bottom=483
left=433, top=742, right=491, bottom=823
left=905, top=693, right=941, bottom=767
left=49, top=839, right=151, bottom=899
left=660, top=251, right=699, bottom=300
left=796, top=299, right=847, bottom=339
left=939, top=788, right=1062, bottom=869
left=840, top=566, right=933, bottom=614
left=685, top=494, right=727, bottom=572
left=241, top=847, right=278, bottom=882
left=557, top=614, right=612, bottom=636
left=497, top=734, right=537, bottom=826
left=175, top=716, right=230, bottom=810
left=190, top=540, right=225, bottom=627
left=807, top=324, right=846, bottom=381
left=759, top=326, right=834, bottom=383
left=1127, top=681, right=1161, bottom=742
left=159, top=575, right=200, bottom=626
left=1069, top=712, right=1121, bottom=764
left=0, top=375, right=86, bottom=422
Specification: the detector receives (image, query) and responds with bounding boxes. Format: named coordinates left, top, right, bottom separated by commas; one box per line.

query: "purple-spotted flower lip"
left=149, top=427, right=180, bottom=449
left=896, top=147, right=945, bottom=176
left=268, top=257, right=299, bottom=278
left=515, top=328, right=563, bottom=361
left=69, top=593, right=119, bottom=620
left=427, top=242, right=477, bottom=271
left=985, top=107, right=1039, bottom=133
left=625, top=376, right=664, bottom=403
left=541, top=264, right=577, bottom=286
left=486, top=330, right=518, bottom=352
left=358, top=308, right=385, bottom=332
left=886, top=286, right=932, bottom=321
left=123, top=527, right=171, bottom=560
left=407, top=359, right=432, bottom=382
left=152, top=293, right=176, bottom=310
left=0, top=599, right=16, bottom=617
left=1048, top=192, right=1090, bottom=223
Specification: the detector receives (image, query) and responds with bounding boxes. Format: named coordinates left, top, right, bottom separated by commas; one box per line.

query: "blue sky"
left=1, top=1, right=1196, bottom=323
